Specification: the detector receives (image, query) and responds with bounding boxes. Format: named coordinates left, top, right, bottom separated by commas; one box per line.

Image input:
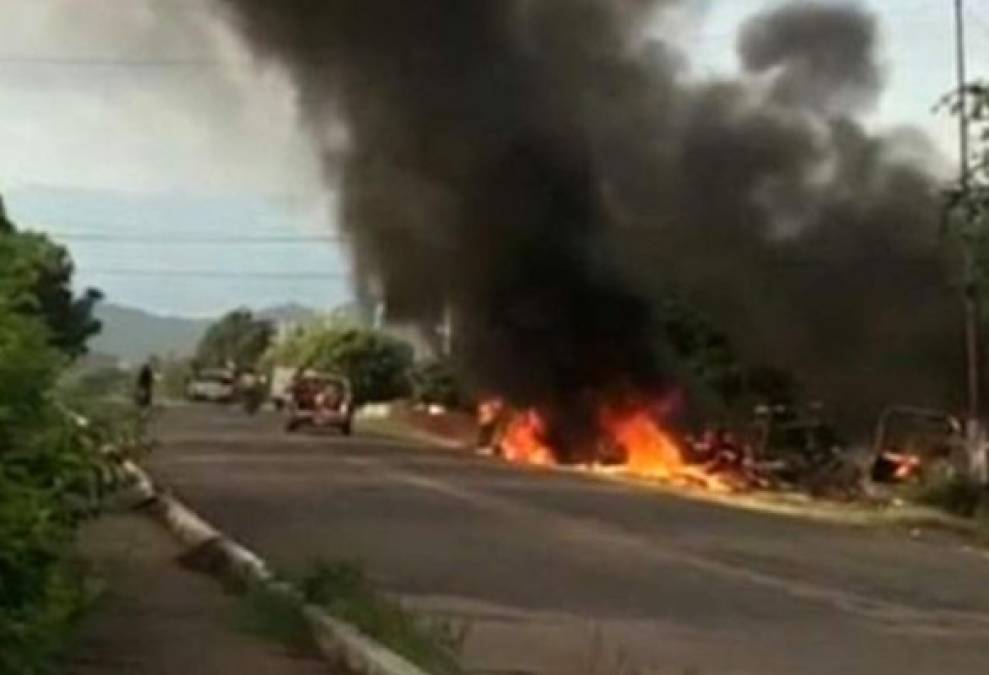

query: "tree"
left=0, top=194, right=12, bottom=232
left=0, top=311, right=60, bottom=451
left=266, top=325, right=414, bottom=404
left=409, top=358, right=464, bottom=408
left=0, top=200, right=107, bottom=671
left=0, top=210, right=102, bottom=359
left=941, top=79, right=989, bottom=481
left=658, top=298, right=739, bottom=400
left=654, top=297, right=802, bottom=425
left=195, top=309, right=274, bottom=371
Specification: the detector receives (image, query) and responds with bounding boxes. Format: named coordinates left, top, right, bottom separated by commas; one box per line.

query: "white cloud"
left=0, top=0, right=345, bottom=315
left=0, top=0, right=321, bottom=197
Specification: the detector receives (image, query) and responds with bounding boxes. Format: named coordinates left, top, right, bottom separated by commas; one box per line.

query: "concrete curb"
left=120, top=461, right=433, bottom=675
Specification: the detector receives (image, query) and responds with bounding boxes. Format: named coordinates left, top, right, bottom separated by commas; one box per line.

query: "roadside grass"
left=906, top=473, right=989, bottom=535
left=235, top=559, right=467, bottom=674
left=236, top=584, right=316, bottom=656
left=299, top=560, right=467, bottom=675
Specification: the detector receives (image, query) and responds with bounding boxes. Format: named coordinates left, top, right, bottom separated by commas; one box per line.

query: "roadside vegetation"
left=157, top=355, right=198, bottom=401
left=263, top=323, right=414, bottom=404
left=0, top=196, right=132, bottom=673
left=300, top=560, right=467, bottom=675
left=238, top=560, right=467, bottom=675
left=194, top=308, right=274, bottom=371
left=237, top=583, right=317, bottom=656
left=910, top=474, right=989, bottom=523
left=409, top=358, right=465, bottom=409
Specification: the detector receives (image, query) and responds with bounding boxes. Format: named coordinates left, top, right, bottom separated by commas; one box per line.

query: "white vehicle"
left=186, top=369, right=236, bottom=403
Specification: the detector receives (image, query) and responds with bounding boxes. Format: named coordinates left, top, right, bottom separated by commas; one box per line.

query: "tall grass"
left=912, top=474, right=989, bottom=521
left=300, top=561, right=467, bottom=675
left=236, top=585, right=316, bottom=655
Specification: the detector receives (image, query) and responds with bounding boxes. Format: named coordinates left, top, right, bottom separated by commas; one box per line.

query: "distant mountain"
left=255, top=303, right=318, bottom=325
left=90, top=302, right=322, bottom=364
left=90, top=304, right=212, bottom=364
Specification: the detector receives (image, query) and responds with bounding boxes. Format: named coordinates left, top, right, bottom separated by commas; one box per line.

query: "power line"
left=28, top=222, right=338, bottom=235
left=81, top=267, right=350, bottom=280
left=56, top=233, right=345, bottom=244
left=0, top=56, right=224, bottom=68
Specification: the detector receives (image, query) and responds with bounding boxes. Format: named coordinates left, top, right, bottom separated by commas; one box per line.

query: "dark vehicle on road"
left=284, top=371, right=354, bottom=435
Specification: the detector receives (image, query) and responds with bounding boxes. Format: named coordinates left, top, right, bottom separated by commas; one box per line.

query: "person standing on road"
left=135, top=359, right=155, bottom=411
left=476, top=396, right=506, bottom=454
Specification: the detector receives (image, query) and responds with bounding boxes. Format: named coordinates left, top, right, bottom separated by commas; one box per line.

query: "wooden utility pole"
left=954, top=0, right=987, bottom=479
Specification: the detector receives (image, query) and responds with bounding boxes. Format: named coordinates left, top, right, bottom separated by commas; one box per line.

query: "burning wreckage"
left=212, top=0, right=968, bottom=496
left=477, top=397, right=865, bottom=495
left=474, top=399, right=969, bottom=497
left=477, top=396, right=753, bottom=493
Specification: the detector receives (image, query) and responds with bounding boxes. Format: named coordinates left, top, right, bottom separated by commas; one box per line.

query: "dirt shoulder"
left=63, top=511, right=332, bottom=675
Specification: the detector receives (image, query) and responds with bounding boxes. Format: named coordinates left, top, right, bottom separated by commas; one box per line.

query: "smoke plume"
left=210, top=0, right=962, bottom=435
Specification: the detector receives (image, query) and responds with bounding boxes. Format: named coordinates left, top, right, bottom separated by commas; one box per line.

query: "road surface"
left=150, top=406, right=989, bottom=675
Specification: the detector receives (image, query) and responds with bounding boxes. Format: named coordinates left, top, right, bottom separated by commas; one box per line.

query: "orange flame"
left=599, top=407, right=682, bottom=479
left=600, top=406, right=733, bottom=492
left=485, top=397, right=741, bottom=492
left=883, top=451, right=923, bottom=481
left=499, top=409, right=556, bottom=466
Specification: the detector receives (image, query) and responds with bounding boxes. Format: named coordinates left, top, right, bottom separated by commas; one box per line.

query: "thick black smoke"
left=211, top=0, right=962, bottom=435
left=738, top=1, right=881, bottom=114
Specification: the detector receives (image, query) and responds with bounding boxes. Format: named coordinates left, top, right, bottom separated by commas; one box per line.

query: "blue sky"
left=3, top=0, right=988, bottom=317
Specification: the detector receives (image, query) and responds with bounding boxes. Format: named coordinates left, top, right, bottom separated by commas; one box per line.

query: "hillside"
left=90, top=303, right=319, bottom=363
left=89, top=304, right=211, bottom=363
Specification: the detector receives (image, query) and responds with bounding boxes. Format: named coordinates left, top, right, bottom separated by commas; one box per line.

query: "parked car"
left=186, top=369, right=236, bottom=403
left=284, top=371, right=354, bottom=435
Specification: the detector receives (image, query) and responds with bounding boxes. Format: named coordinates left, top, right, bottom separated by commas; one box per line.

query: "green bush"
left=0, top=314, right=107, bottom=673
left=0, top=434, right=102, bottom=674
left=0, top=208, right=115, bottom=673
left=59, top=364, right=131, bottom=404
left=237, top=585, right=315, bottom=655
left=409, top=359, right=464, bottom=409
left=912, top=474, right=989, bottom=520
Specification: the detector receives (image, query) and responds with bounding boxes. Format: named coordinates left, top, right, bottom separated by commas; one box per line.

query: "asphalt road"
left=149, top=405, right=989, bottom=675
